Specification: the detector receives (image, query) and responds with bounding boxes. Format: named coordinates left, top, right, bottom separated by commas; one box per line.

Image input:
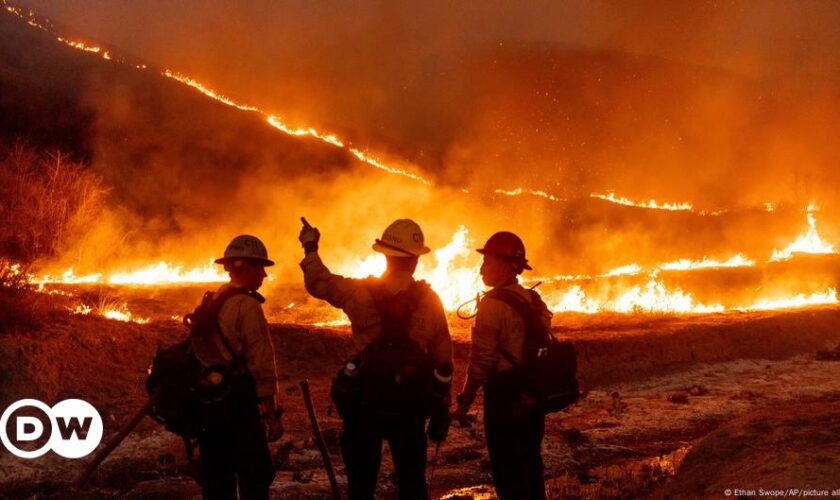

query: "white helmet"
left=215, top=235, right=274, bottom=266
left=372, top=219, right=430, bottom=257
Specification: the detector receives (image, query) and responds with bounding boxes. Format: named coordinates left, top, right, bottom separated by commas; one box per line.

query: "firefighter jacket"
left=300, top=251, right=453, bottom=369
left=192, top=283, right=279, bottom=398
left=467, top=281, right=553, bottom=386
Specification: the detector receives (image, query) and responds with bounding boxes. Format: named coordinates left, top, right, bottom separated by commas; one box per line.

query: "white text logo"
left=1, top=399, right=103, bottom=459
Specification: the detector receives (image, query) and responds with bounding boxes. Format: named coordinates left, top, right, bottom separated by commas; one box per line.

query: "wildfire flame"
left=602, top=263, right=644, bottom=277
left=494, top=188, right=559, bottom=201
left=163, top=70, right=258, bottom=112
left=658, top=254, right=755, bottom=271
left=4, top=3, right=840, bottom=321
left=770, top=209, right=836, bottom=261
left=741, top=289, right=838, bottom=311
left=544, top=275, right=724, bottom=314
left=544, top=279, right=838, bottom=314
left=339, top=226, right=482, bottom=310
left=108, top=260, right=228, bottom=285
left=71, top=303, right=150, bottom=324
left=33, top=260, right=228, bottom=285
left=591, top=191, right=694, bottom=211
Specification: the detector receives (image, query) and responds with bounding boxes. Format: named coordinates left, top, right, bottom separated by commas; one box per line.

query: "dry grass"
left=0, top=144, right=105, bottom=332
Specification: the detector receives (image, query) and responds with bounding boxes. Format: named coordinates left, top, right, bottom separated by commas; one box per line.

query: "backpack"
left=484, top=287, right=579, bottom=414
left=356, top=279, right=434, bottom=421
left=145, top=287, right=260, bottom=440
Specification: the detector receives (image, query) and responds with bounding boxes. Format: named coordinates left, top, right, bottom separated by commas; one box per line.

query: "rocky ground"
left=2, top=306, right=840, bottom=499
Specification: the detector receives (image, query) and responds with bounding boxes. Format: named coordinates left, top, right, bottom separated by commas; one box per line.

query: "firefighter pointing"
left=299, top=218, right=453, bottom=500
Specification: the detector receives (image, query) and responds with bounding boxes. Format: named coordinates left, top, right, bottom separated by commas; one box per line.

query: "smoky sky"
left=13, top=2, right=840, bottom=203
left=19, top=1, right=840, bottom=196
left=20, top=1, right=840, bottom=75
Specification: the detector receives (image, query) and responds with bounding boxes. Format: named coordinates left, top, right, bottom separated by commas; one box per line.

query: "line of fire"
left=3, top=1, right=840, bottom=499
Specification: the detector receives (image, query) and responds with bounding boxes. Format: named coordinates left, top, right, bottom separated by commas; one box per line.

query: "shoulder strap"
left=191, top=287, right=264, bottom=361
left=482, top=287, right=549, bottom=367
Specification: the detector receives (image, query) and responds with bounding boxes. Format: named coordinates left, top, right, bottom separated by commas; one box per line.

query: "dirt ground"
left=2, top=306, right=840, bottom=499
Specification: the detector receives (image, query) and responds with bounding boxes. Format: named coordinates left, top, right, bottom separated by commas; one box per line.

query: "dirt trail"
left=2, top=307, right=840, bottom=498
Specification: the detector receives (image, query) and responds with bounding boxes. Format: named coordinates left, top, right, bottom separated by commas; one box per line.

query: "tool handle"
left=300, top=379, right=342, bottom=500
left=301, top=217, right=313, bottom=229
left=74, top=393, right=159, bottom=489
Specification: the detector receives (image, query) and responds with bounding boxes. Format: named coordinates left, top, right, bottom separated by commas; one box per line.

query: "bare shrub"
left=0, top=144, right=105, bottom=268
left=0, top=144, right=106, bottom=331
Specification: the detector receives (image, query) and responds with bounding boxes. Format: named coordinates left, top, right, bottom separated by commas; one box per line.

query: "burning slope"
left=2, top=2, right=840, bottom=323
left=770, top=207, right=837, bottom=261
left=590, top=191, right=694, bottom=212
left=19, top=213, right=840, bottom=318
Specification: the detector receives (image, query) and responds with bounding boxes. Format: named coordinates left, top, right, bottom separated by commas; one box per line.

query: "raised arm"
left=298, top=217, right=357, bottom=308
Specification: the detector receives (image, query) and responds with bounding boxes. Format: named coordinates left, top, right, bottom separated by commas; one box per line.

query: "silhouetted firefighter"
left=146, top=235, right=283, bottom=500
left=455, top=231, right=579, bottom=500
left=299, top=218, right=453, bottom=500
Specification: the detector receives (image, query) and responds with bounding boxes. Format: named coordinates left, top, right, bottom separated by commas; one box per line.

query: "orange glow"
left=338, top=226, right=481, bottom=311
left=658, top=254, right=755, bottom=271
left=313, top=317, right=352, bottom=328
left=108, top=260, right=228, bottom=285
left=36, top=268, right=102, bottom=284
left=162, top=71, right=431, bottom=184
left=163, top=70, right=259, bottom=112
left=5, top=3, right=840, bottom=321
left=544, top=286, right=600, bottom=313
left=71, top=303, right=150, bottom=324
left=601, top=263, right=643, bottom=277
left=543, top=280, right=837, bottom=315
left=494, top=188, right=559, bottom=201
left=32, top=260, right=227, bottom=285
left=543, top=276, right=724, bottom=314
left=741, top=288, right=838, bottom=311
left=770, top=209, right=836, bottom=261
left=591, top=191, right=694, bottom=211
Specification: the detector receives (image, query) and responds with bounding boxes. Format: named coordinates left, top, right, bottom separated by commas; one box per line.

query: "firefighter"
left=191, top=234, right=283, bottom=500
left=299, top=218, right=453, bottom=500
left=454, top=231, right=552, bottom=500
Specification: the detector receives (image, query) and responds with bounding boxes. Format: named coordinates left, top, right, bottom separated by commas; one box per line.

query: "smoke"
left=6, top=1, right=840, bottom=286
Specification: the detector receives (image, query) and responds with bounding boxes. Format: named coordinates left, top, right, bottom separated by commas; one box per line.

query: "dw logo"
left=0, top=399, right=103, bottom=459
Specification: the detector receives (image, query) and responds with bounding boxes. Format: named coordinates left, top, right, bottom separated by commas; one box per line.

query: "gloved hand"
left=299, top=217, right=320, bottom=254
left=454, top=393, right=475, bottom=428
left=427, top=408, right=451, bottom=443
left=263, top=408, right=285, bottom=443
left=259, top=397, right=284, bottom=442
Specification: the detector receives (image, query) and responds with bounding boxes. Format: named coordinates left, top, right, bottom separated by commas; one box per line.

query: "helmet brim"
left=214, top=257, right=275, bottom=267
left=372, top=240, right=430, bottom=257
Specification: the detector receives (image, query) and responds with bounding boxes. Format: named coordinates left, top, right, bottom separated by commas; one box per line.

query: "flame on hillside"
left=3, top=2, right=840, bottom=322
left=494, top=188, right=559, bottom=201
left=741, top=289, right=838, bottom=311
left=71, top=303, right=150, bottom=324
left=337, top=226, right=482, bottom=309
left=34, top=260, right=227, bottom=285
left=770, top=208, right=836, bottom=261
left=591, top=191, right=694, bottom=211
left=658, top=254, right=755, bottom=271
left=544, top=278, right=837, bottom=314
left=543, top=275, right=725, bottom=314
